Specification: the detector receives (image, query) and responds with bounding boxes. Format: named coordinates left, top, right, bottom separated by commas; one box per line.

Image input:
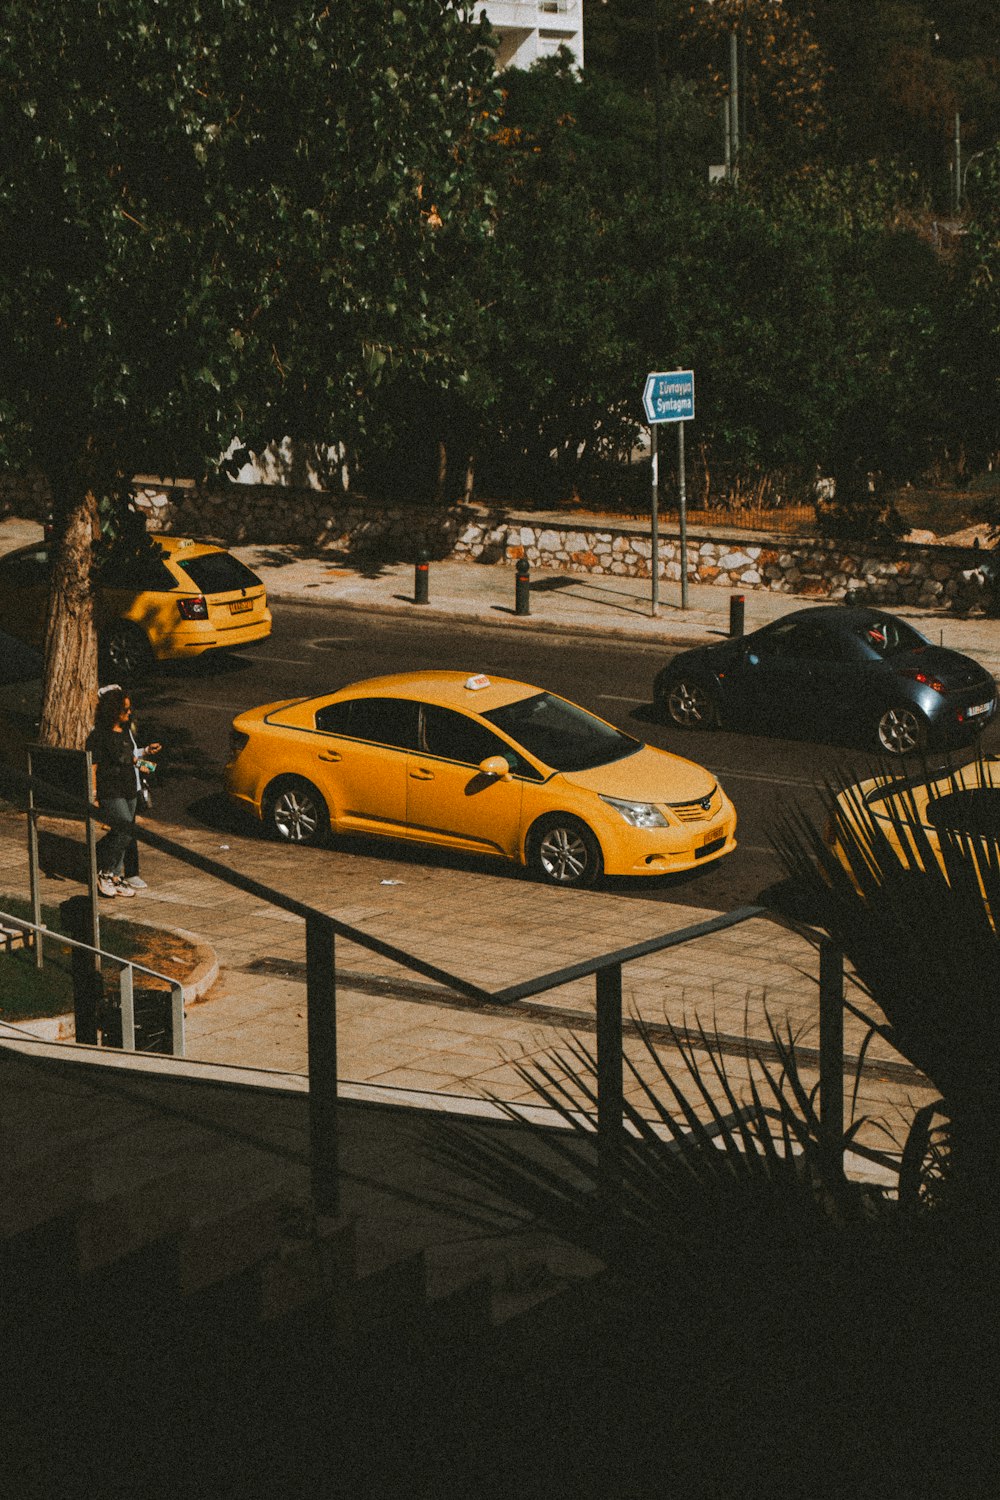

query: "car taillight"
left=229, top=729, right=249, bottom=757
left=178, top=596, right=209, bottom=620
left=898, top=667, right=945, bottom=695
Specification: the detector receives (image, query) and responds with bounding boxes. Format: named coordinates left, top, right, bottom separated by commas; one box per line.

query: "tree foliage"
left=0, top=0, right=499, bottom=743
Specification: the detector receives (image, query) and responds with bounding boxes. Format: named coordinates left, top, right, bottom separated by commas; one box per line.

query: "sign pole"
left=650, top=425, right=659, bottom=616
left=641, top=369, right=695, bottom=615
left=678, top=417, right=688, bottom=610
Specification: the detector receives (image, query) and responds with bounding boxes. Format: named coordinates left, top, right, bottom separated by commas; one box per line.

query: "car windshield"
left=174, top=552, right=262, bottom=595
left=856, top=616, right=930, bottom=658
left=484, top=692, right=639, bottom=772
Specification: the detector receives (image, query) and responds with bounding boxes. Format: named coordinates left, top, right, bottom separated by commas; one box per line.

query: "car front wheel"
left=663, top=677, right=719, bottom=730
left=529, top=816, right=603, bottom=888
left=265, top=776, right=329, bottom=845
left=876, top=704, right=927, bottom=755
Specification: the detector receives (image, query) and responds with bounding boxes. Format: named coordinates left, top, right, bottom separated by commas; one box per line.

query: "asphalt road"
left=132, top=603, right=1000, bottom=911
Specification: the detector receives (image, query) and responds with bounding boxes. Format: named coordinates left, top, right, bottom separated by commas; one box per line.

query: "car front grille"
left=669, top=786, right=720, bottom=821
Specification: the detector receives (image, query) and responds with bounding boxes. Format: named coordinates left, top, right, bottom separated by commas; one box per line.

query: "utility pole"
left=652, top=0, right=667, bottom=199
left=953, top=112, right=961, bottom=215
left=729, top=27, right=740, bottom=184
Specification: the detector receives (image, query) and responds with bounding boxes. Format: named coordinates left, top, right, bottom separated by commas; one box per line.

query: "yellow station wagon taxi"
left=225, top=670, right=738, bottom=887
left=0, top=536, right=271, bottom=679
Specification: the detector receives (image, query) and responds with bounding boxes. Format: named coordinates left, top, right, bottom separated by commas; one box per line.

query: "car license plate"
left=967, top=700, right=993, bottom=718
left=229, top=598, right=253, bottom=614
left=696, top=835, right=726, bottom=859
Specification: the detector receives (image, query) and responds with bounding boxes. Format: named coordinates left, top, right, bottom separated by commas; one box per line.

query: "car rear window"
left=174, top=552, right=262, bottom=595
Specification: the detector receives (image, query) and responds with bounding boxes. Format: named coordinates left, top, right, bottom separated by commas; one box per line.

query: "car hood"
left=896, top=645, right=995, bottom=691
left=560, top=744, right=718, bottom=803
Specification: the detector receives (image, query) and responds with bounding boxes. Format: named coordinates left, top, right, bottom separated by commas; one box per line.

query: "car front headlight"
left=599, top=795, right=668, bottom=828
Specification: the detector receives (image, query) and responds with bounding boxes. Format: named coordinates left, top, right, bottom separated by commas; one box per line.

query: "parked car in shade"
left=654, top=605, right=997, bottom=756
left=827, top=755, right=1000, bottom=901
left=225, top=670, right=738, bottom=887
left=0, top=536, right=271, bottom=680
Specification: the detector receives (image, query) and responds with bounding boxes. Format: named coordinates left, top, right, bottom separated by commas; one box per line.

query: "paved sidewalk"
left=0, top=804, right=934, bottom=1181
left=233, top=537, right=1000, bottom=675
left=4, top=513, right=999, bottom=669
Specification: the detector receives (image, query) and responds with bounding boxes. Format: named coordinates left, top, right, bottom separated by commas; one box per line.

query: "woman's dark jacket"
left=88, top=725, right=139, bottom=803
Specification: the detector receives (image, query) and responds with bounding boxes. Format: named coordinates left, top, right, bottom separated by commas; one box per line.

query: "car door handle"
left=409, top=768, right=435, bottom=781
left=317, top=750, right=342, bottom=763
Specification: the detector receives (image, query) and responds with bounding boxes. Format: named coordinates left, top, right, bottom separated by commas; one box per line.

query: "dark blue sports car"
left=654, top=606, right=997, bottom=755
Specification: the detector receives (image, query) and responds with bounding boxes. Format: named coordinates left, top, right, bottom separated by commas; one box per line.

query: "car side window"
left=796, top=626, right=848, bottom=663
left=100, top=550, right=177, bottom=591
left=314, top=697, right=419, bottom=751
left=420, top=703, right=528, bottom=773
left=757, top=620, right=847, bottom=662
left=755, top=621, right=812, bottom=657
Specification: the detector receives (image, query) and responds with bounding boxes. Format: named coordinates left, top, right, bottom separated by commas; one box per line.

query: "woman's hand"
left=146, top=742, right=162, bottom=755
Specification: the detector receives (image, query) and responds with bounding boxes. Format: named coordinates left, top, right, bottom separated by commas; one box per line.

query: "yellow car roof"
left=154, top=536, right=227, bottom=561
left=323, top=671, right=542, bottom=713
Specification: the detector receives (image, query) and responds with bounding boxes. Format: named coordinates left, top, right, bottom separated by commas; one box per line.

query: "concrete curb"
left=264, top=587, right=724, bottom=651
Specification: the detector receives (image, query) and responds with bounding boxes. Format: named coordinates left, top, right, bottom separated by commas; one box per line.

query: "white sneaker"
left=112, top=877, right=137, bottom=898
left=124, top=876, right=147, bottom=889
left=97, top=874, right=118, bottom=898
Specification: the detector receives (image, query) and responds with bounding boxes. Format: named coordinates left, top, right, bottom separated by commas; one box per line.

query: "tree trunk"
left=433, top=439, right=447, bottom=505
left=38, top=489, right=100, bottom=750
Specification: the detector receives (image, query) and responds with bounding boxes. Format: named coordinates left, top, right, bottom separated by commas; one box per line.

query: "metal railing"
left=0, top=907, right=185, bottom=1055
left=12, top=771, right=850, bottom=1216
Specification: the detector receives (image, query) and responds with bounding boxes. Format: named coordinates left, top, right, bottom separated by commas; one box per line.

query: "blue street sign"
left=642, top=370, right=695, bottom=424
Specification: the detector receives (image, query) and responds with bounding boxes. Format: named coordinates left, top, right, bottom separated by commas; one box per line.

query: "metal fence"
left=0, top=906, right=185, bottom=1054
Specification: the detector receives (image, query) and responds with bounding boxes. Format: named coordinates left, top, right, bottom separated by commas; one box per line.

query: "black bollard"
left=729, top=593, right=745, bottom=638
left=515, top=557, right=531, bottom=616
left=414, top=549, right=430, bottom=605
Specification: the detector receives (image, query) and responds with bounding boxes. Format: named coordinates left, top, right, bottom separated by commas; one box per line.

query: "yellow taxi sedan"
left=225, top=670, right=738, bottom=887
left=0, top=535, right=271, bottom=679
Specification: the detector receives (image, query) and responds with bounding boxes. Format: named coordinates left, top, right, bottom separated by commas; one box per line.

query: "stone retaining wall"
left=469, top=518, right=989, bottom=610
left=1, top=472, right=988, bottom=609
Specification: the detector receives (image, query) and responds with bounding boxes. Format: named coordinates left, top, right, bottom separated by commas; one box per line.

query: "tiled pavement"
left=0, top=806, right=937, bottom=1177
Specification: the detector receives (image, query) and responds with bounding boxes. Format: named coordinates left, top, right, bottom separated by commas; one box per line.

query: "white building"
left=479, top=0, right=583, bottom=71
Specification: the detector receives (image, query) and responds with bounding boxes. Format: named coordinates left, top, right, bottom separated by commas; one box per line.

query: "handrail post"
left=170, top=983, right=185, bottom=1058
left=596, top=962, right=624, bottom=1220
left=819, top=938, right=845, bottom=1181
left=306, top=912, right=339, bottom=1216
left=26, top=776, right=43, bottom=970
left=119, top=963, right=136, bottom=1052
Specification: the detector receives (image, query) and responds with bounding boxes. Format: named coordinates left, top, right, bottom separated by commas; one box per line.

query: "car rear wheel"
left=876, top=704, right=927, bottom=755
left=265, top=776, right=329, bottom=845
left=529, top=816, right=602, bottom=888
left=101, top=623, right=154, bottom=682
left=663, top=677, right=719, bottom=730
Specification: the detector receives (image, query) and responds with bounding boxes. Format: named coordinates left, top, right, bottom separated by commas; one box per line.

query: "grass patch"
left=0, top=895, right=148, bottom=1022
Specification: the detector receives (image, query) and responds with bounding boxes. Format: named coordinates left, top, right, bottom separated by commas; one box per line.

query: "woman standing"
left=88, top=687, right=159, bottom=898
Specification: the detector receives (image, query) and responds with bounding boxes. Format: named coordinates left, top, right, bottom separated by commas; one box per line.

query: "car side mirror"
left=479, top=755, right=512, bottom=781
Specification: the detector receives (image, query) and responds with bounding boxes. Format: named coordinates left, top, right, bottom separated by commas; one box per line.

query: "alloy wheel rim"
left=539, top=827, right=588, bottom=882
left=880, top=708, right=920, bottom=754
left=670, top=682, right=707, bottom=726
left=275, top=790, right=319, bottom=841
